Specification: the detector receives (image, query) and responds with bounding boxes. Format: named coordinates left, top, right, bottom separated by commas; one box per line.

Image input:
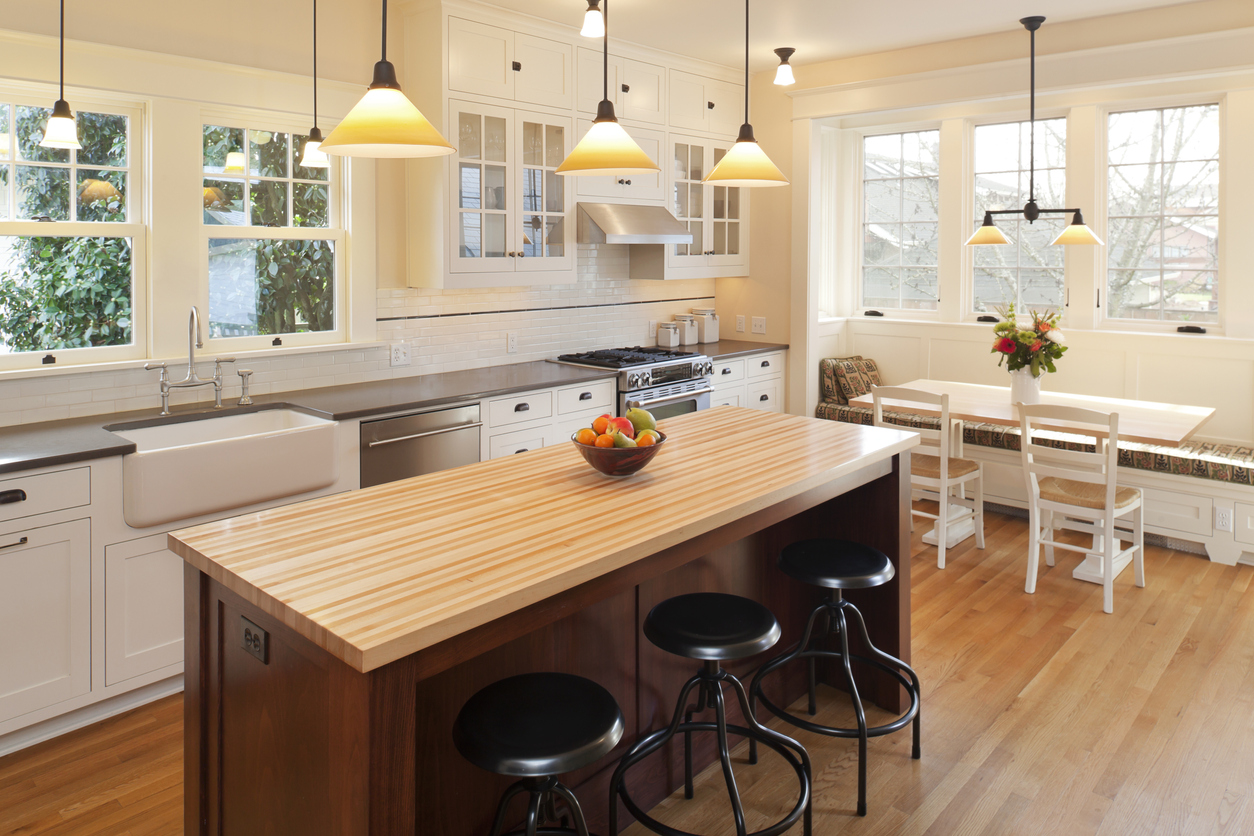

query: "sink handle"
left=214, top=357, right=236, bottom=377
left=144, top=361, right=168, bottom=380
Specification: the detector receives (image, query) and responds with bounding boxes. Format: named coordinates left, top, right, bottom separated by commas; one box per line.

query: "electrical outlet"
left=240, top=616, right=269, bottom=664
left=751, top=316, right=766, bottom=335
left=648, top=320, right=657, bottom=339
left=389, top=342, right=411, bottom=367
left=1215, top=507, right=1234, bottom=533
left=736, top=315, right=745, bottom=333
left=507, top=332, right=518, bottom=354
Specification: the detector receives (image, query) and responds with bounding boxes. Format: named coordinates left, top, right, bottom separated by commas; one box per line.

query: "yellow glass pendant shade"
left=40, top=101, right=81, bottom=150
left=1051, top=213, right=1105, bottom=245
left=223, top=151, right=246, bottom=173
left=321, top=85, right=454, bottom=158
left=78, top=178, right=120, bottom=204
left=966, top=223, right=1011, bottom=246
left=557, top=114, right=659, bottom=176
left=704, top=135, right=788, bottom=188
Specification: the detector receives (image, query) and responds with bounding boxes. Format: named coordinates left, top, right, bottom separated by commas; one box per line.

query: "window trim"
left=1096, top=95, right=1224, bottom=334
left=0, top=88, right=147, bottom=371
left=198, top=111, right=348, bottom=352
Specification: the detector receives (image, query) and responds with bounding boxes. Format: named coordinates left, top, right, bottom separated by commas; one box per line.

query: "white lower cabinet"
left=104, top=534, right=184, bottom=686
left=746, top=379, right=783, bottom=413
left=712, top=351, right=786, bottom=414
left=489, top=427, right=548, bottom=459
left=0, top=518, right=91, bottom=724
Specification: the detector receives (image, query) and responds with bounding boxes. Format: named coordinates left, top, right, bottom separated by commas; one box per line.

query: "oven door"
left=622, top=385, right=714, bottom=421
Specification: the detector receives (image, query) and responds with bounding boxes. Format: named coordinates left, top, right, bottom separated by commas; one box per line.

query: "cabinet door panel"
left=514, top=33, right=573, bottom=110
left=622, top=59, right=666, bottom=125
left=669, top=70, right=709, bottom=132
left=577, top=47, right=620, bottom=114
left=667, top=134, right=711, bottom=268
left=448, top=18, right=514, bottom=101
left=746, top=379, right=783, bottom=412
left=517, top=111, right=574, bottom=272
left=0, top=519, right=90, bottom=724
left=706, top=79, right=745, bottom=138
left=105, top=534, right=184, bottom=685
left=449, top=100, right=516, bottom=274
left=573, top=122, right=665, bottom=202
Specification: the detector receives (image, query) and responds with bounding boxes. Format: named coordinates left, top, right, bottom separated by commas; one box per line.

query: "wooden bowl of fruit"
left=572, top=408, right=666, bottom=476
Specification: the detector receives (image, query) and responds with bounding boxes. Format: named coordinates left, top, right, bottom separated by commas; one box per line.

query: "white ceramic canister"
left=691, top=308, right=719, bottom=343
left=672, top=315, right=699, bottom=346
left=656, top=322, right=681, bottom=348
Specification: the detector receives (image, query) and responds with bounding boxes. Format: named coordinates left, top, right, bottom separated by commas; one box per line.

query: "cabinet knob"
left=508, top=251, right=516, bottom=257
left=707, top=101, right=715, bottom=109
left=617, top=178, right=632, bottom=185
left=760, top=394, right=769, bottom=402
left=512, top=61, right=522, bottom=72
left=621, top=83, right=630, bottom=93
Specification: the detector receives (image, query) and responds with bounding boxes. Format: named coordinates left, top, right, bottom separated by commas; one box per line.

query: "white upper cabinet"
left=573, top=121, right=666, bottom=203
left=578, top=51, right=665, bottom=125
left=449, top=18, right=573, bottom=110
left=669, top=70, right=743, bottom=138
left=577, top=48, right=622, bottom=113
left=667, top=134, right=748, bottom=276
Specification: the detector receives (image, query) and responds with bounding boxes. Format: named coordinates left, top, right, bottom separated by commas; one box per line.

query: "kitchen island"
left=171, top=407, right=917, bottom=835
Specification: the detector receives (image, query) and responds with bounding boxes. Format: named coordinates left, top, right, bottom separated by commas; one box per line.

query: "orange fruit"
left=592, top=414, right=612, bottom=435
left=637, top=433, right=656, bottom=447
left=594, top=433, right=615, bottom=448
left=575, top=428, right=597, bottom=446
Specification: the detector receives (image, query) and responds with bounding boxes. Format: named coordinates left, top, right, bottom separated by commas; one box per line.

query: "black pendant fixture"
left=40, top=0, right=81, bottom=150
left=967, top=17, right=1102, bottom=246
left=300, top=0, right=329, bottom=168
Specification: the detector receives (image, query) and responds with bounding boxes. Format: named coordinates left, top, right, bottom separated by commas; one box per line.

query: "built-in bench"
left=816, top=358, right=1254, bottom=566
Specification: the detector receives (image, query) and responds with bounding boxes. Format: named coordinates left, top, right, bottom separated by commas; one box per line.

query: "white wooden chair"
left=1019, top=404, right=1145, bottom=613
left=872, top=385, right=985, bottom=568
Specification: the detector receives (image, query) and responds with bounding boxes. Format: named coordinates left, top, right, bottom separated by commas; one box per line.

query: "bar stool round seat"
left=455, top=672, right=624, bottom=836
left=750, top=539, right=921, bottom=818
left=610, top=593, right=812, bottom=836
left=643, top=592, right=782, bottom=661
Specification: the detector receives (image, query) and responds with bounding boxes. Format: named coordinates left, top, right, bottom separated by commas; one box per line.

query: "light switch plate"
left=736, top=315, right=745, bottom=333
left=751, top=317, right=766, bottom=335
left=390, top=342, right=411, bottom=367
left=648, top=320, right=657, bottom=339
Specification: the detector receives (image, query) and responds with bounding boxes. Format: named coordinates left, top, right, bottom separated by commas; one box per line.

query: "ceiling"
left=477, top=0, right=1208, bottom=71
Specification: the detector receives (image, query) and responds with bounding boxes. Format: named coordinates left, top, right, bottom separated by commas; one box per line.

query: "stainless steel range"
left=554, top=347, right=715, bottom=420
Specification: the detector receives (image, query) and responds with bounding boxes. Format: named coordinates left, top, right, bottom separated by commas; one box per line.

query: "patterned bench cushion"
left=818, top=356, right=863, bottom=405
left=816, top=403, right=1254, bottom=486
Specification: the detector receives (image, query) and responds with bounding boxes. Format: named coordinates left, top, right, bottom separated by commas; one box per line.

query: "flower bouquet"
left=990, top=304, right=1067, bottom=404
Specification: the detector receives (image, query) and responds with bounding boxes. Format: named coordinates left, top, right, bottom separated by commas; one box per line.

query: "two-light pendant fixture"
left=40, top=0, right=80, bottom=150
left=965, top=17, right=1102, bottom=247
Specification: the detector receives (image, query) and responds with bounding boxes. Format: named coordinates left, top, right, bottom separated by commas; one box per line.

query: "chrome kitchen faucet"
left=144, top=306, right=235, bottom=415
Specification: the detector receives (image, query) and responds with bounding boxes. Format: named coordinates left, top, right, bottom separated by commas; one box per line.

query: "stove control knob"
left=637, top=371, right=650, bottom=388
left=627, top=372, right=641, bottom=389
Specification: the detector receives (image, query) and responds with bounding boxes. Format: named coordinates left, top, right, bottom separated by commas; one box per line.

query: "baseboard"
left=0, top=676, right=183, bottom=758
left=982, top=501, right=1208, bottom=556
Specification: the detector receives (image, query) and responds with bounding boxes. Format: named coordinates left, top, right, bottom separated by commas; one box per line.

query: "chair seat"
left=1039, top=476, right=1140, bottom=510
left=453, top=672, right=624, bottom=777
left=643, top=592, right=781, bottom=661
left=779, top=539, right=895, bottom=590
left=911, top=453, right=979, bottom=479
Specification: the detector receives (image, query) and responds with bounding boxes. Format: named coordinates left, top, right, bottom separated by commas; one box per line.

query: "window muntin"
left=972, top=118, right=1067, bottom=313
left=1106, top=104, right=1219, bottom=322
left=861, top=130, right=939, bottom=311
left=0, top=102, right=140, bottom=361
left=202, top=123, right=341, bottom=342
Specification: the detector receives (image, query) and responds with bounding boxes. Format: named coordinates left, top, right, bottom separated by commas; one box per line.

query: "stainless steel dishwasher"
left=359, top=403, right=482, bottom=488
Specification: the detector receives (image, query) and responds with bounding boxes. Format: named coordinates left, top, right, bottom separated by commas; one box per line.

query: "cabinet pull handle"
left=0, top=536, right=28, bottom=551
left=366, top=422, right=484, bottom=447
left=579, top=392, right=592, bottom=400
left=515, top=448, right=528, bottom=454
left=761, top=360, right=770, bottom=368
left=617, top=178, right=632, bottom=185
left=621, top=83, right=630, bottom=93
left=512, top=61, right=522, bottom=71
left=707, top=101, right=715, bottom=109
left=760, top=394, right=769, bottom=402
left=515, top=403, right=530, bottom=412
left=722, top=367, right=732, bottom=375
left=0, top=489, right=27, bottom=505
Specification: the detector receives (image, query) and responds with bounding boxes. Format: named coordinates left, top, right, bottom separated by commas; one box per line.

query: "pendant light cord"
left=1028, top=23, right=1036, bottom=205
left=743, top=0, right=749, bottom=122
left=312, top=0, right=318, bottom=129
left=602, top=0, right=608, bottom=102
left=58, top=0, right=65, bottom=101
left=381, top=0, right=388, bottom=62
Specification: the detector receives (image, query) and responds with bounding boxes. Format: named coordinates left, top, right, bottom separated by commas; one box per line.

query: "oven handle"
left=366, top=421, right=484, bottom=447
left=627, top=387, right=714, bottom=409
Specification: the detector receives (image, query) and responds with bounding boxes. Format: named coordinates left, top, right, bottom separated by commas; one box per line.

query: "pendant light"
left=704, top=0, right=787, bottom=188
left=965, top=17, right=1103, bottom=246
left=557, top=0, right=659, bottom=176
left=773, top=48, right=796, bottom=86
left=300, top=0, right=330, bottom=168
left=580, top=0, right=605, bottom=38
left=40, top=0, right=81, bottom=151
left=320, top=0, right=454, bottom=158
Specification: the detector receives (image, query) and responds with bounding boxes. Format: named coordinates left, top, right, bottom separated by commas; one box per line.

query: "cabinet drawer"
left=712, top=390, right=742, bottom=409
left=745, top=380, right=782, bottom=412
left=1142, top=487, right=1212, bottom=537
left=745, top=352, right=785, bottom=380
left=557, top=381, right=614, bottom=415
left=713, top=359, right=745, bottom=385
left=0, top=466, right=91, bottom=524
left=488, top=391, right=553, bottom=428
left=489, top=428, right=547, bottom=459
left=1234, top=502, right=1254, bottom=546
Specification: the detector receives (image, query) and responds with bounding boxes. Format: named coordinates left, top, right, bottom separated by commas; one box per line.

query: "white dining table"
left=850, top=378, right=1217, bottom=585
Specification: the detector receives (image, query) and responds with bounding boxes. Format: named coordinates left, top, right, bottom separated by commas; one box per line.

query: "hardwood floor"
left=2, top=509, right=1251, bottom=835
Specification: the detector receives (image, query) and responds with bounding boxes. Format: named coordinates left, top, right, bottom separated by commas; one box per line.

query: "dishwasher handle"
left=366, top=421, right=483, bottom=448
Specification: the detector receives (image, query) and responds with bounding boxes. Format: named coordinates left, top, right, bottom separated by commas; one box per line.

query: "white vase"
left=1009, top=367, right=1042, bottom=405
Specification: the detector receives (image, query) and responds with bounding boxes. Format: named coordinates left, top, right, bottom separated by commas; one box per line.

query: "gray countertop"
left=0, top=343, right=788, bottom=476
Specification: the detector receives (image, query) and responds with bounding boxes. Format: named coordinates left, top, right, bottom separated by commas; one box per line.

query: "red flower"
left=1030, top=340, right=1043, bottom=352
left=994, top=337, right=1016, bottom=354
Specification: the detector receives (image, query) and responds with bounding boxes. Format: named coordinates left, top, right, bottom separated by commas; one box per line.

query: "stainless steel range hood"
left=577, top=203, right=692, bottom=245
left=576, top=203, right=693, bottom=280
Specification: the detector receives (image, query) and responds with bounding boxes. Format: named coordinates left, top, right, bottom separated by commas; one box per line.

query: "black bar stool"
left=749, top=539, right=921, bottom=817
left=608, top=592, right=812, bottom=836
left=454, top=672, right=625, bottom=836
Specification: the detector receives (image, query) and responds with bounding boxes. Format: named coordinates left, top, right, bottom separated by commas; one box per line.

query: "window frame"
left=198, top=110, right=347, bottom=352
left=854, top=121, right=943, bottom=319
left=0, top=87, right=147, bottom=371
left=1097, top=95, right=1224, bottom=334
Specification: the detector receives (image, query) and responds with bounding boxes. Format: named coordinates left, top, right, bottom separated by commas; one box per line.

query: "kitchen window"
left=0, top=98, right=145, bottom=368
left=972, top=118, right=1067, bottom=313
left=861, top=130, right=940, bottom=311
left=202, top=122, right=344, bottom=346
left=1106, top=104, right=1219, bottom=323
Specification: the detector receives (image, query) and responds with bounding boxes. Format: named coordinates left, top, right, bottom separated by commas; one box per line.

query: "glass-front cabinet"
left=667, top=134, right=747, bottom=274
left=448, top=100, right=573, bottom=276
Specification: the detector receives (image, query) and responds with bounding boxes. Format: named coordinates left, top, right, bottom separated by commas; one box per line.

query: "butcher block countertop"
left=169, top=407, right=918, bottom=673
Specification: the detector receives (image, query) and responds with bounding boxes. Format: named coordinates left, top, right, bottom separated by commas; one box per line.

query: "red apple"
left=607, top=416, right=635, bottom=439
